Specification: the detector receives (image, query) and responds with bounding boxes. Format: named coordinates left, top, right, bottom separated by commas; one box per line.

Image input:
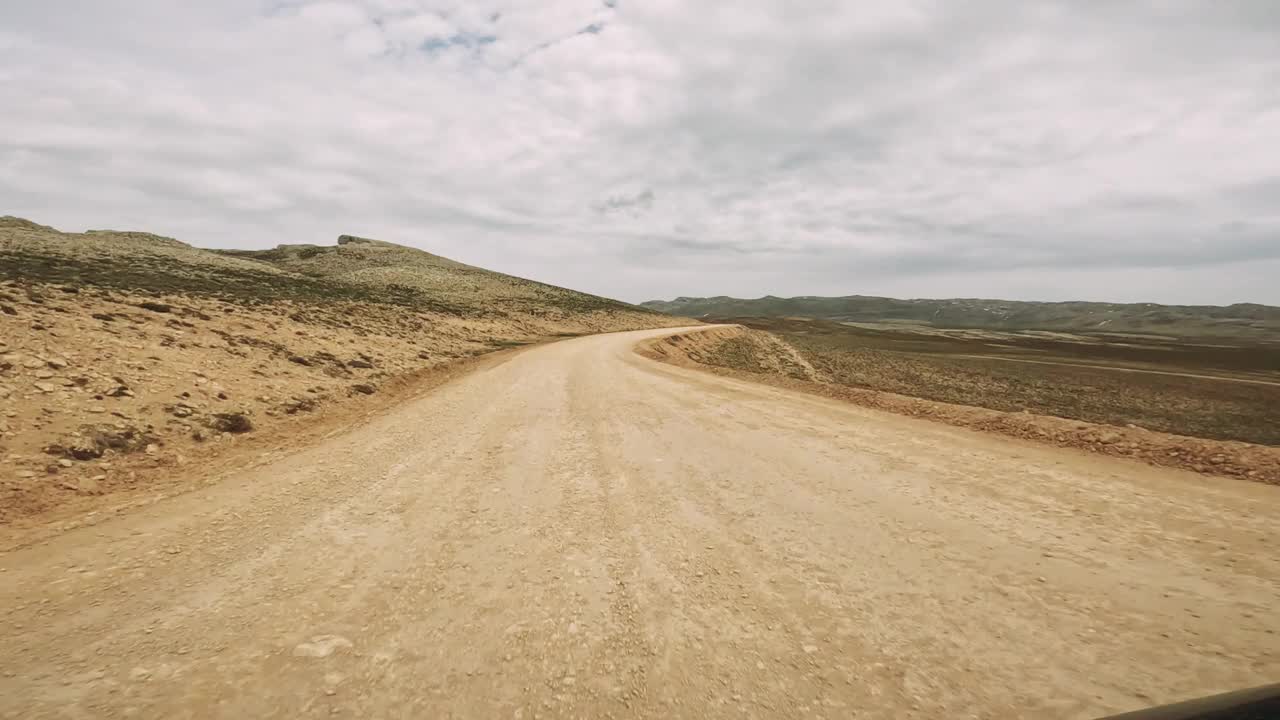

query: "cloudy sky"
left=3, top=1, right=1279, bottom=305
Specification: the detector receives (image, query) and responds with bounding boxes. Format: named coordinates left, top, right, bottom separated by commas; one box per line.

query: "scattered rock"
left=288, top=355, right=313, bottom=366
left=66, top=475, right=101, bottom=493
left=347, top=359, right=374, bottom=369
left=208, top=412, right=253, bottom=434
left=138, top=302, right=172, bottom=313
left=58, top=424, right=159, bottom=460
left=33, top=381, right=57, bottom=393
left=350, top=384, right=377, bottom=395
left=293, top=635, right=353, bottom=658
left=283, top=397, right=318, bottom=414
left=67, top=441, right=104, bottom=461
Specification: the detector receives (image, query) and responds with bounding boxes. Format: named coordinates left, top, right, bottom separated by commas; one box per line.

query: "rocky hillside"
left=0, top=216, right=684, bottom=521
left=642, top=294, right=1280, bottom=340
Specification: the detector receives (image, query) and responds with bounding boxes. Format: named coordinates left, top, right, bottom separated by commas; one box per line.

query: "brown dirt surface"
left=709, top=316, right=1280, bottom=446
left=0, top=216, right=685, bottom=523
left=639, top=326, right=1280, bottom=486
left=1, top=326, right=1277, bottom=719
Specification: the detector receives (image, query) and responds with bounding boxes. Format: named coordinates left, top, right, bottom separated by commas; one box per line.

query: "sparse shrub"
left=46, top=424, right=159, bottom=460
left=209, top=412, right=253, bottom=434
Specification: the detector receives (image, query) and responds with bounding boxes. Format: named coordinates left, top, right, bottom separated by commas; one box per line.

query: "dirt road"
left=2, top=326, right=1277, bottom=719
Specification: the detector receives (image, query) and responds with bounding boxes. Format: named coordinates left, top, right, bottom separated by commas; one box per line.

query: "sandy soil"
left=1, top=326, right=1277, bottom=719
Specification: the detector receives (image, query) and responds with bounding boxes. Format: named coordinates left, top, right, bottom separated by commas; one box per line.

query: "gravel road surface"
left=2, top=326, right=1277, bottom=719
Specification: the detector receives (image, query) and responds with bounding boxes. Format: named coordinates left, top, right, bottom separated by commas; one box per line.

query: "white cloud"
left=2, top=0, right=1279, bottom=305
left=381, top=12, right=456, bottom=45
left=297, top=1, right=368, bottom=28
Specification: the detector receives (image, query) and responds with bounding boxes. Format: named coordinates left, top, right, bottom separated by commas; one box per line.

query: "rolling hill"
left=0, top=216, right=682, bottom=519
left=642, top=294, right=1280, bottom=340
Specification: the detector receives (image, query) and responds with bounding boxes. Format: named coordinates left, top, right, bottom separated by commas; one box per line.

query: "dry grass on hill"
left=1, top=216, right=684, bottom=522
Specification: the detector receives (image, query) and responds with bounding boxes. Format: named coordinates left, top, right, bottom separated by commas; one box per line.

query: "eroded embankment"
left=639, top=326, right=1280, bottom=485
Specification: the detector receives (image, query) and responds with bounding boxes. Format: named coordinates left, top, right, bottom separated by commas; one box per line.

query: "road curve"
left=2, top=326, right=1277, bottom=719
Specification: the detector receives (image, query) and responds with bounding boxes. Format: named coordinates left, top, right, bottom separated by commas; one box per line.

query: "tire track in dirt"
left=1, top=326, right=1277, bottom=719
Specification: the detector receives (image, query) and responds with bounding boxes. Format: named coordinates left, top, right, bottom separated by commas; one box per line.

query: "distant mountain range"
left=641, top=295, right=1280, bottom=340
